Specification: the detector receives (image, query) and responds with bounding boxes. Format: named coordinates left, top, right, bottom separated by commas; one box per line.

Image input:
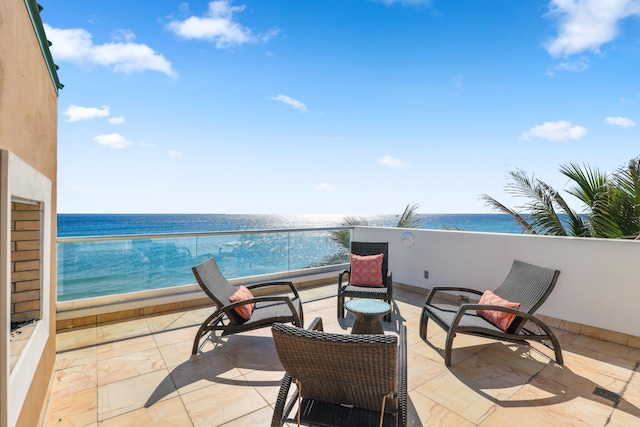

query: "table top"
left=344, top=299, right=391, bottom=315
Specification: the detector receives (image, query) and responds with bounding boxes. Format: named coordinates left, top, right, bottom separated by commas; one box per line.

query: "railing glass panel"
left=57, top=228, right=349, bottom=302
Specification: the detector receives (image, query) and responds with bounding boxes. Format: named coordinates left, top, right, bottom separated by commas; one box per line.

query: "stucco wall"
left=354, top=226, right=640, bottom=338
left=0, top=1, right=58, bottom=426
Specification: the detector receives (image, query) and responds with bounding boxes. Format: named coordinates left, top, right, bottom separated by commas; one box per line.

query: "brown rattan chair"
left=338, top=241, right=393, bottom=322
left=190, top=257, right=303, bottom=355
left=271, top=317, right=407, bottom=427
left=419, top=259, right=563, bottom=367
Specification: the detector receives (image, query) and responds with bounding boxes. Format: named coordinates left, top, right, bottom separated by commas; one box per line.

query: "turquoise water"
left=57, top=213, right=522, bottom=237
left=56, top=214, right=522, bottom=301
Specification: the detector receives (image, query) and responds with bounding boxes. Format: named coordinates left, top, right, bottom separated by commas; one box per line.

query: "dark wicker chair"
left=338, top=241, right=393, bottom=322
left=419, top=259, right=563, bottom=367
left=271, top=317, right=407, bottom=427
left=190, top=257, right=303, bottom=355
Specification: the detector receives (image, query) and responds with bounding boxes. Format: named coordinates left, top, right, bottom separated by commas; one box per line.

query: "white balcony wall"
left=353, top=226, right=640, bottom=338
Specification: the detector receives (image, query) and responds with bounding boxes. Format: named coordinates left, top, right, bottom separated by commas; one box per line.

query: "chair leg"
left=191, top=326, right=206, bottom=355
left=444, top=329, right=456, bottom=367
left=337, top=295, right=344, bottom=318
left=419, top=308, right=429, bottom=340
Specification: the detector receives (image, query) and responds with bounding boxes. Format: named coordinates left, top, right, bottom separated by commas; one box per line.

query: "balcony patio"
left=42, top=282, right=640, bottom=426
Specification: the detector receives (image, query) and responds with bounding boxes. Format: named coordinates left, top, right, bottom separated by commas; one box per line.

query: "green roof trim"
left=24, top=0, right=63, bottom=94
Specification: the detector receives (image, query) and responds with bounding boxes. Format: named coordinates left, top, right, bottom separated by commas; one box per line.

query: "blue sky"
left=44, top=0, right=640, bottom=214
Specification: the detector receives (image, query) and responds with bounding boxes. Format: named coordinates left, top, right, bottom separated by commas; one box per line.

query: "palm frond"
left=396, top=203, right=421, bottom=228
left=479, top=194, right=537, bottom=234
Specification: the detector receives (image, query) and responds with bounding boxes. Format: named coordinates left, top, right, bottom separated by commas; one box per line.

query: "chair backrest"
left=272, top=323, right=399, bottom=413
left=351, top=241, right=390, bottom=287
left=192, top=257, right=243, bottom=324
left=494, top=260, right=560, bottom=333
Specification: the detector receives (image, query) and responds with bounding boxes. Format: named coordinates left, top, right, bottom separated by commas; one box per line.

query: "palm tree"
left=326, top=203, right=421, bottom=263
left=480, top=158, right=640, bottom=238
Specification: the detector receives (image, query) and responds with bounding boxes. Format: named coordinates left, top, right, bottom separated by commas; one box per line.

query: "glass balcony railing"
left=56, top=227, right=350, bottom=302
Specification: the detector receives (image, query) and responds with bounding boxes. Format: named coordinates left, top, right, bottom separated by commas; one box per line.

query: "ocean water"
left=56, top=214, right=522, bottom=301
left=57, top=213, right=522, bottom=237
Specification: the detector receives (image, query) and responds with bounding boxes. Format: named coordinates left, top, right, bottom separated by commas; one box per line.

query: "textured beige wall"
left=0, top=1, right=59, bottom=426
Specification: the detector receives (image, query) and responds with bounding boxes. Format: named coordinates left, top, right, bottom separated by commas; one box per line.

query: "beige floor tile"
left=242, top=362, right=287, bottom=405
left=55, top=346, right=98, bottom=371
left=408, top=389, right=474, bottom=427
left=98, top=369, right=178, bottom=420
left=561, top=347, right=636, bottom=384
left=180, top=382, right=268, bottom=426
left=50, top=363, right=98, bottom=400
left=57, top=328, right=98, bottom=352
left=219, top=404, right=276, bottom=426
left=97, top=347, right=166, bottom=386
left=608, top=408, right=640, bottom=427
left=153, top=325, right=200, bottom=348
left=144, top=311, right=194, bottom=333
left=168, top=351, right=243, bottom=395
left=97, top=334, right=158, bottom=361
left=43, top=388, right=97, bottom=427
left=222, top=338, right=282, bottom=375
left=44, top=285, right=640, bottom=427
left=98, top=396, right=191, bottom=427
left=97, top=318, right=151, bottom=343
left=413, top=369, right=499, bottom=424
left=406, top=346, right=449, bottom=390
left=158, top=340, right=198, bottom=368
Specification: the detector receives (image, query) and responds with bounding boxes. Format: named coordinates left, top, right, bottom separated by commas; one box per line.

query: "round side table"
left=344, top=299, right=391, bottom=334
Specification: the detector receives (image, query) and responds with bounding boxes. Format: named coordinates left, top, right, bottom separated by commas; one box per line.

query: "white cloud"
left=44, top=24, right=175, bottom=77
left=605, top=116, right=637, bottom=127
left=521, top=120, right=588, bottom=142
left=168, top=150, right=182, bottom=157
left=379, top=155, right=407, bottom=168
left=555, top=58, right=590, bottom=72
left=270, top=94, right=307, bottom=112
left=93, top=133, right=132, bottom=149
left=139, top=141, right=157, bottom=148
left=108, top=116, right=125, bottom=125
left=315, top=182, right=335, bottom=192
left=545, top=0, right=640, bottom=56
left=166, top=1, right=279, bottom=48
left=63, top=105, right=110, bottom=122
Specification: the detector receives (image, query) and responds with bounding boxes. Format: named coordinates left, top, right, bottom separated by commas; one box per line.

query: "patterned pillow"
left=477, top=290, right=521, bottom=332
left=349, top=253, right=384, bottom=287
left=228, top=285, right=255, bottom=320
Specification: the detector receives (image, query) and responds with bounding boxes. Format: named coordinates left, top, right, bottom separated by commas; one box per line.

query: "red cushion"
left=228, top=285, right=255, bottom=320
left=350, top=253, right=384, bottom=287
left=477, top=290, right=521, bottom=332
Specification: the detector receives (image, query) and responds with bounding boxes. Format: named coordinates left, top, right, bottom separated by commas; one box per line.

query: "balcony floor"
left=43, top=284, right=640, bottom=426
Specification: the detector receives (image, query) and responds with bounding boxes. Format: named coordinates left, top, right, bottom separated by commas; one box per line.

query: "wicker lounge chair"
left=419, top=259, right=563, bottom=367
left=271, top=317, right=407, bottom=427
left=338, top=241, right=393, bottom=322
left=190, top=257, right=303, bottom=355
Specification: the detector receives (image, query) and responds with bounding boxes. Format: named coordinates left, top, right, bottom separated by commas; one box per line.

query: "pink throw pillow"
left=350, top=253, right=384, bottom=287
left=477, top=290, right=521, bottom=332
left=228, top=285, right=255, bottom=320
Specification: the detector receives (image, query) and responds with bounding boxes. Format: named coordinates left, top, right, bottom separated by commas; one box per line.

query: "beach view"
left=2, top=1, right=640, bottom=426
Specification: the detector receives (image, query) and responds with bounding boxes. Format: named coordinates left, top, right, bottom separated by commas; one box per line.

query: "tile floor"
left=43, top=285, right=640, bottom=426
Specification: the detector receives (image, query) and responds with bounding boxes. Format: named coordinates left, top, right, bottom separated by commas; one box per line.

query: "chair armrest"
left=455, top=303, right=551, bottom=332
left=338, top=270, right=350, bottom=286
left=247, top=281, right=301, bottom=299
left=307, top=317, right=324, bottom=332
left=221, top=295, right=299, bottom=316
left=425, top=286, right=484, bottom=305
